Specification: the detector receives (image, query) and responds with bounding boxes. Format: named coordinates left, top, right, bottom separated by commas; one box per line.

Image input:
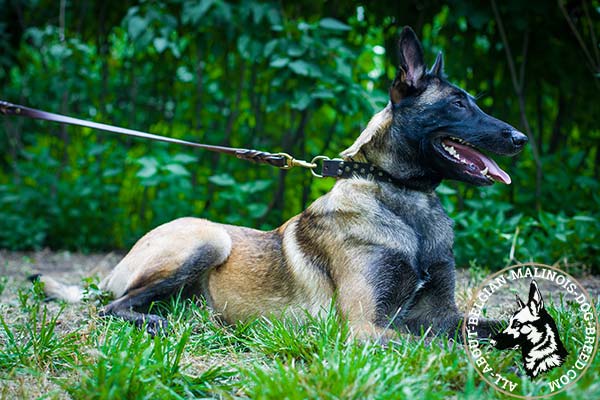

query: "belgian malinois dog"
left=35, top=27, right=527, bottom=341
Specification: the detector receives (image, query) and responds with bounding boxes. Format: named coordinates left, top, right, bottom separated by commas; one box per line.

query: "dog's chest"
left=381, top=189, right=454, bottom=267
left=316, top=180, right=454, bottom=265
left=354, top=188, right=455, bottom=322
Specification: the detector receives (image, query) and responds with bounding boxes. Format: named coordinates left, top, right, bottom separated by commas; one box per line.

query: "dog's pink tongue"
left=444, top=140, right=512, bottom=184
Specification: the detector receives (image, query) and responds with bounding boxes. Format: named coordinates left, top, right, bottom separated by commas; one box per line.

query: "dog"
left=490, top=280, right=568, bottom=377
left=33, top=26, right=527, bottom=341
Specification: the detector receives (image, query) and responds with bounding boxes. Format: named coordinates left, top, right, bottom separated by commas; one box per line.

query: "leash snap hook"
left=0, top=101, right=20, bottom=115
left=277, top=152, right=318, bottom=170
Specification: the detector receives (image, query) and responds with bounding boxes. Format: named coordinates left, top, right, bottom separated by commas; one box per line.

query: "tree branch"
left=518, top=29, right=529, bottom=90
left=582, top=0, right=600, bottom=65
left=491, top=0, right=543, bottom=207
left=558, top=0, right=599, bottom=76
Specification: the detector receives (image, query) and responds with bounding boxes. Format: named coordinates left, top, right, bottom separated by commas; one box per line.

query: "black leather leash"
left=0, top=100, right=436, bottom=190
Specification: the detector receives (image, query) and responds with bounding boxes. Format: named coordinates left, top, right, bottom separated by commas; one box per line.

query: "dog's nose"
left=509, top=130, right=528, bottom=147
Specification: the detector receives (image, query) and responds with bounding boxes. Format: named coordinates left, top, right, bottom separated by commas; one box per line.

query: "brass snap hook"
left=277, top=153, right=318, bottom=170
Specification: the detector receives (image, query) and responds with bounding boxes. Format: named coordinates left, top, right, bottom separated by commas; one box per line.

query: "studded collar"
left=319, top=159, right=441, bottom=192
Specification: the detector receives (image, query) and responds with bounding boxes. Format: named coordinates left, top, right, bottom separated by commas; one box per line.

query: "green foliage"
left=0, top=1, right=599, bottom=271
left=0, top=0, right=383, bottom=252
left=242, top=345, right=417, bottom=400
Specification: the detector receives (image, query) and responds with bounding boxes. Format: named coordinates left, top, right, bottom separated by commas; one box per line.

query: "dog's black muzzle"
left=502, top=129, right=528, bottom=153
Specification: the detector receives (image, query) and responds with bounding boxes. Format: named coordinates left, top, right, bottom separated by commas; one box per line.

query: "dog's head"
left=491, top=280, right=545, bottom=350
left=343, top=27, right=527, bottom=187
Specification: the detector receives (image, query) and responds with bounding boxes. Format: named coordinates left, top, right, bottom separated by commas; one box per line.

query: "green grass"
left=0, top=277, right=598, bottom=399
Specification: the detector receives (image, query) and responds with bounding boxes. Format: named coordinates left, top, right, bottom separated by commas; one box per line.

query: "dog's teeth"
left=443, top=142, right=466, bottom=162
left=481, top=167, right=488, bottom=175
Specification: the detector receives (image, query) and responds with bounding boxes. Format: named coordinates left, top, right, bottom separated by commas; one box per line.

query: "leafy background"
left=0, top=0, right=599, bottom=272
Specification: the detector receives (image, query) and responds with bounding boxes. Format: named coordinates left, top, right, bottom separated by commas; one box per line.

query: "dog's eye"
left=453, top=100, right=466, bottom=109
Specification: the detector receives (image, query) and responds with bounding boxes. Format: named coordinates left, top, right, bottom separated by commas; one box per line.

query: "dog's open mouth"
left=438, top=137, right=511, bottom=184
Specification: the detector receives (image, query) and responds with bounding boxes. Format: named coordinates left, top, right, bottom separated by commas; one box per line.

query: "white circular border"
left=462, top=262, right=599, bottom=399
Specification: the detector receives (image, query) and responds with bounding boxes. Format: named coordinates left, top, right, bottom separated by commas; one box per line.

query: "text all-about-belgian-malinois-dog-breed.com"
left=34, top=26, right=528, bottom=341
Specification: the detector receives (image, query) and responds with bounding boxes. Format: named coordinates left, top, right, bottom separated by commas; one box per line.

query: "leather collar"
left=320, top=159, right=441, bottom=192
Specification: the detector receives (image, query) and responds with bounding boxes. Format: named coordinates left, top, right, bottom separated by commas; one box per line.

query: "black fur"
left=295, top=210, right=335, bottom=284
left=368, top=248, right=422, bottom=327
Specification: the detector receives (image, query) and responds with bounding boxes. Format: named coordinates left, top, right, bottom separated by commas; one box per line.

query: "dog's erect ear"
left=429, top=51, right=444, bottom=77
left=390, top=26, right=425, bottom=104
left=516, top=295, right=526, bottom=309
left=527, top=280, right=544, bottom=315
left=398, top=27, right=425, bottom=85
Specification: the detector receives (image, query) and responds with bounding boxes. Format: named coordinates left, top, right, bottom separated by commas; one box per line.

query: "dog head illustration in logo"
left=490, top=280, right=568, bottom=378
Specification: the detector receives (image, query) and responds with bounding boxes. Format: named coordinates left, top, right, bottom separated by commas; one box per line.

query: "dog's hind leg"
left=99, top=244, right=223, bottom=335
left=98, top=218, right=232, bottom=335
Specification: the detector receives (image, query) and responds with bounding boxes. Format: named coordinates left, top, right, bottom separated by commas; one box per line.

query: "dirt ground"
left=2, top=249, right=599, bottom=312
left=0, top=249, right=124, bottom=281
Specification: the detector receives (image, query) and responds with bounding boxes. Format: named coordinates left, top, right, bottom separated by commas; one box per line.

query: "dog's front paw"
left=474, top=318, right=504, bottom=338
left=136, top=314, right=169, bottom=337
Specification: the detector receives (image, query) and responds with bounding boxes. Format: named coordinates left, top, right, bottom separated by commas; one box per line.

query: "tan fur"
left=87, top=164, right=407, bottom=339
left=340, top=103, right=393, bottom=160
left=38, top=275, right=83, bottom=303
left=419, top=81, right=451, bottom=105
left=280, top=219, right=335, bottom=317
left=100, top=217, right=231, bottom=298
left=207, top=224, right=304, bottom=322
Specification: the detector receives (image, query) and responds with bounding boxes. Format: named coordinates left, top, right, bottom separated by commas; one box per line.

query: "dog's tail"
left=27, top=253, right=116, bottom=303
left=29, top=274, right=84, bottom=303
